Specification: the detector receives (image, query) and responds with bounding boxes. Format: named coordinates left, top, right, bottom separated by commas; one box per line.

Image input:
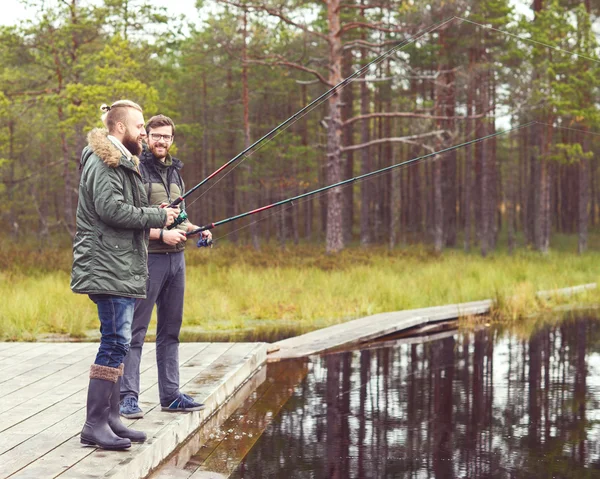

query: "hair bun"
left=100, top=104, right=111, bottom=112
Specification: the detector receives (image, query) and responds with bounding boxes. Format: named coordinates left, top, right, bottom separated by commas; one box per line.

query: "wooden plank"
left=56, top=343, right=266, bottom=479
left=536, top=282, right=596, bottom=298
left=0, top=343, right=210, bottom=478
left=0, top=344, right=98, bottom=397
left=269, top=299, right=491, bottom=360
left=0, top=342, right=32, bottom=356
left=0, top=343, right=75, bottom=376
left=143, top=344, right=230, bottom=411
left=349, top=328, right=459, bottom=352
left=0, top=343, right=92, bottom=382
left=0, top=344, right=157, bottom=425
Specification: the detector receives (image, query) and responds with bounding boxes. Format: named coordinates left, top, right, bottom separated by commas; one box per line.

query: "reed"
left=1, top=240, right=599, bottom=341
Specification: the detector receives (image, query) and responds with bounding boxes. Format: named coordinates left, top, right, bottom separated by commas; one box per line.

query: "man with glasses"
left=120, top=114, right=211, bottom=418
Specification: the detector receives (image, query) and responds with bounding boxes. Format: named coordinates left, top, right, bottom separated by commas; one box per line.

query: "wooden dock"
left=0, top=342, right=267, bottom=479
left=267, top=283, right=598, bottom=361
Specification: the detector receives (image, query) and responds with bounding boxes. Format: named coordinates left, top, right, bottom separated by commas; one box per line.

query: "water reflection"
left=231, top=316, right=600, bottom=478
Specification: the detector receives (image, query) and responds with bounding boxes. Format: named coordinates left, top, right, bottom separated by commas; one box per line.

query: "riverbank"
left=2, top=239, right=600, bottom=341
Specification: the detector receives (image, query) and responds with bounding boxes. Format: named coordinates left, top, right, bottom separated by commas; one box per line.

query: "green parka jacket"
left=70, top=128, right=167, bottom=298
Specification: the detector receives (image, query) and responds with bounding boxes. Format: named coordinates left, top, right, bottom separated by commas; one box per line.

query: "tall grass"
left=1, top=239, right=600, bottom=341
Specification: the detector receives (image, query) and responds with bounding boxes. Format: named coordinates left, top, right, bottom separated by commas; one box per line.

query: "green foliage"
left=550, top=142, right=594, bottom=164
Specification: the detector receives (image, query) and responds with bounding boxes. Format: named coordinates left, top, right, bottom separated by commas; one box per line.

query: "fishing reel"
left=197, top=236, right=213, bottom=248
left=167, top=211, right=188, bottom=230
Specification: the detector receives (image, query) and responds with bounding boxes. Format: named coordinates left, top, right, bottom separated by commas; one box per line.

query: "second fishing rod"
left=187, top=121, right=535, bottom=246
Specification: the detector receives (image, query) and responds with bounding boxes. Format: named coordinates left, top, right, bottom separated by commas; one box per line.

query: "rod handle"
left=186, top=223, right=215, bottom=236
left=168, top=196, right=184, bottom=208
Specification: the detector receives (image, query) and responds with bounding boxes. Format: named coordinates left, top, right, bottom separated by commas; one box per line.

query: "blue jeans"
left=89, top=294, right=136, bottom=368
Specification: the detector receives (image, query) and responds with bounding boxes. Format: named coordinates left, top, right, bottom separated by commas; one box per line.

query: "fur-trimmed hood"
left=81, top=128, right=140, bottom=169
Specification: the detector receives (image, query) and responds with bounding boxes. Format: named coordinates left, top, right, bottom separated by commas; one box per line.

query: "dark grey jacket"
left=70, top=129, right=167, bottom=298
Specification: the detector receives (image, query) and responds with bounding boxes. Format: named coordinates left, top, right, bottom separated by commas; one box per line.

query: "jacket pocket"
left=99, top=232, right=134, bottom=252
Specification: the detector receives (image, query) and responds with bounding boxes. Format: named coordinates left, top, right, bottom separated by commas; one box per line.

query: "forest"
left=0, top=0, right=599, bottom=255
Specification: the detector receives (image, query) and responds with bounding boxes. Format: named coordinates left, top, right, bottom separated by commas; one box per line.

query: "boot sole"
left=81, top=437, right=131, bottom=450
left=120, top=411, right=144, bottom=419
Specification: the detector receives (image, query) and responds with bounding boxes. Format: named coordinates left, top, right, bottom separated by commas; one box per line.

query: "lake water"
left=228, top=315, right=600, bottom=478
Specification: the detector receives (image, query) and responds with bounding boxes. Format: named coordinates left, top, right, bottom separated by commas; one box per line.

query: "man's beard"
left=149, top=142, right=169, bottom=160
left=122, top=129, right=142, bottom=156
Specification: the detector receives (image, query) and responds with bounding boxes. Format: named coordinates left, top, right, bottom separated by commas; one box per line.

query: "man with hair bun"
left=120, top=114, right=211, bottom=419
left=71, top=100, right=180, bottom=450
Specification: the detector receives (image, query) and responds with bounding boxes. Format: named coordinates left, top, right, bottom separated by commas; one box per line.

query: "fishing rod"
left=188, top=121, right=536, bottom=246
left=165, top=16, right=457, bottom=230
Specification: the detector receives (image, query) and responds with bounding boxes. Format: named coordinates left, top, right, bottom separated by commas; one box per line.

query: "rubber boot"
left=108, top=364, right=146, bottom=443
left=80, top=364, right=131, bottom=450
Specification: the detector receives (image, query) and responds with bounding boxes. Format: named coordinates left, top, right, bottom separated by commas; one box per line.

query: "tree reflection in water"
left=231, top=316, right=600, bottom=478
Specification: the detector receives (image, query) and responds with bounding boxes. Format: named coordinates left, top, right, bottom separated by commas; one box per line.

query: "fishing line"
left=189, top=121, right=536, bottom=239
left=211, top=120, right=600, bottom=244
left=457, top=16, right=600, bottom=66
left=211, top=121, right=540, bottom=243
left=183, top=16, right=458, bottom=211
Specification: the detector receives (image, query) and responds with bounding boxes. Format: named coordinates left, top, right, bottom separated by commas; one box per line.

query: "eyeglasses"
left=149, top=133, right=174, bottom=142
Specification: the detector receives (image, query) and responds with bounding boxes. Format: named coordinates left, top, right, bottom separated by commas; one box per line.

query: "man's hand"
left=162, top=229, right=187, bottom=246
left=164, top=207, right=180, bottom=227
left=187, top=224, right=212, bottom=242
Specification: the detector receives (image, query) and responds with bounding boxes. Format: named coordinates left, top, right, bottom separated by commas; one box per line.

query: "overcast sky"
left=0, top=0, right=532, bottom=28
left=0, top=0, right=202, bottom=27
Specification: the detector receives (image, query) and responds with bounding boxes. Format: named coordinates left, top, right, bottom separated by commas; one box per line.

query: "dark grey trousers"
left=121, top=252, right=185, bottom=406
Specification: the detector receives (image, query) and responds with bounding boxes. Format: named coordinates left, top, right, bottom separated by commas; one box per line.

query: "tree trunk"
left=324, top=0, right=344, bottom=253
left=532, top=0, right=550, bottom=254
left=226, top=69, right=238, bottom=243
left=382, top=58, right=394, bottom=245
left=464, top=50, right=475, bottom=252
left=342, top=48, right=354, bottom=244
left=7, top=119, right=18, bottom=238
left=507, top=136, right=517, bottom=253
left=389, top=153, right=400, bottom=249
left=242, top=8, right=260, bottom=249
left=478, top=106, right=491, bottom=255
left=359, top=13, right=371, bottom=247
left=433, top=158, right=443, bottom=253
left=578, top=133, right=590, bottom=254
left=443, top=68, right=457, bottom=247
left=433, top=55, right=445, bottom=253
left=301, top=85, right=313, bottom=240
left=535, top=122, right=552, bottom=253
left=591, top=148, right=597, bottom=227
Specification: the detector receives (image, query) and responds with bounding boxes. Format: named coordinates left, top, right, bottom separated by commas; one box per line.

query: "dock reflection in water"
left=232, top=315, right=600, bottom=478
